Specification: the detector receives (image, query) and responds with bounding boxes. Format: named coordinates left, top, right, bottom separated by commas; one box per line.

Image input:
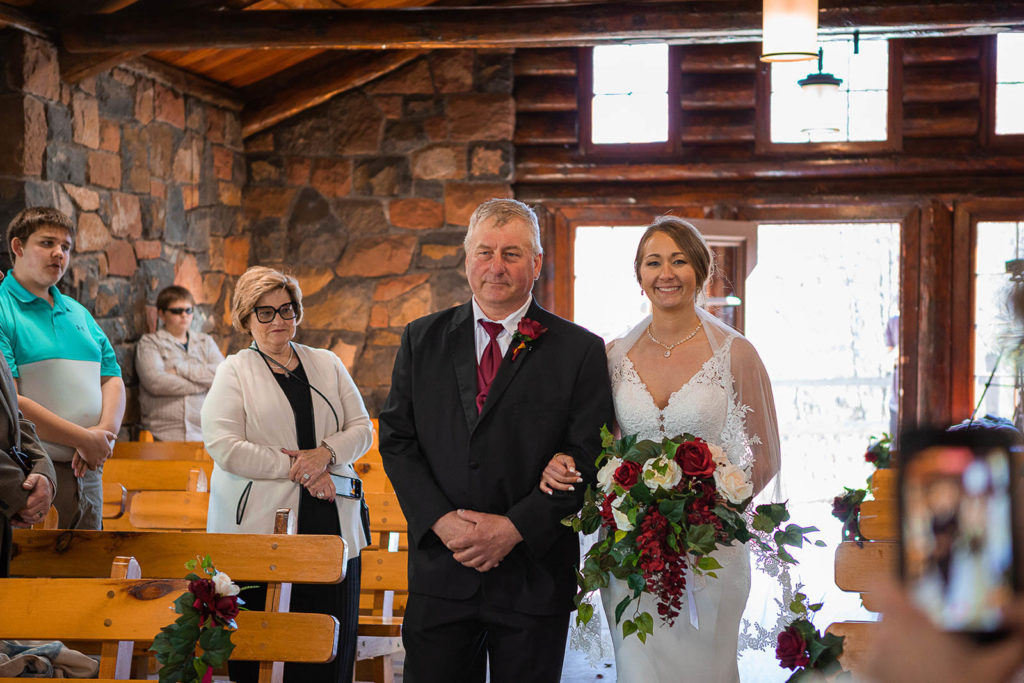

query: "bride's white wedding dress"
left=600, top=309, right=781, bottom=683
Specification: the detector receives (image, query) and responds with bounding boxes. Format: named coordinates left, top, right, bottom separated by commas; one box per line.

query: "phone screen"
left=900, top=431, right=1018, bottom=634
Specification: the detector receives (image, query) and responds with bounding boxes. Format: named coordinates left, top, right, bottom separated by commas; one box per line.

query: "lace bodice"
left=611, top=336, right=750, bottom=469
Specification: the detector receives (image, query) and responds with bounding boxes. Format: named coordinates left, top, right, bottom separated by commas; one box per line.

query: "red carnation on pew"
left=190, top=577, right=241, bottom=627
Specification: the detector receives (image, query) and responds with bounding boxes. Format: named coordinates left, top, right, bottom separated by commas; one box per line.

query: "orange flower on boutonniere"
left=510, top=317, right=547, bottom=361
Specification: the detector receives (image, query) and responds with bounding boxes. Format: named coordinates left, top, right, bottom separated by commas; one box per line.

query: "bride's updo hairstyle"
left=633, top=216, right=715, bottom=301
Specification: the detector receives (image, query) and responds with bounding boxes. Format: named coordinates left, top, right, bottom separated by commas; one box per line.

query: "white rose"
left=212, top=571, right=240, bottom=597
left=641, top=456, right=683, bottom=490
left=714, top=464, right=753, bottom=504
left=596, top=457, right=621, bottom=493
left=610, top=496, right=634, bottom=531
left=708, top=442, right=729, bottom=468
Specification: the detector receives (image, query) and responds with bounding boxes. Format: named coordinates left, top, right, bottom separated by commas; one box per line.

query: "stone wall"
left=0, top=32, right=246, bottom=434
left=243, top=50, right=515, bottom=414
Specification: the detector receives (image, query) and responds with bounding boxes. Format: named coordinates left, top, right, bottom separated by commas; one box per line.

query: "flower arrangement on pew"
left=830, top=433, right=893, bottom=543
left=564, top=426, right=821, bottom=642
left=151, top=555, right=245, bottom=683
left=776, top=592, right=851, bottom=682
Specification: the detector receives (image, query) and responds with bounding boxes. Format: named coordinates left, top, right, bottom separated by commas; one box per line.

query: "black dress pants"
left=401, top=591, right=570, bottom=683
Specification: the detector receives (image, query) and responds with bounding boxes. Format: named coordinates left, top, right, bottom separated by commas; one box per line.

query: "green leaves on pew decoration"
left=151, top=555, right=245, bottom=683
left=775, top=592, right=852, bottom=682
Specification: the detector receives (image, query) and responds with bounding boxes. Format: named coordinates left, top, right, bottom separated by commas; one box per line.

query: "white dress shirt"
left=471, top=296, right=533, bottom=362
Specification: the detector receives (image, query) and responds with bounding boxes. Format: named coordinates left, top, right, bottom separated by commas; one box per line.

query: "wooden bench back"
left=829, top=467, right=899, bottom=674
left=103, top=459, right=213, bottom=492
left=10, top=529, right=347, bottom=584
left=0, top=577, right=338, bottom=663
left=112, top=440, right=209, bottom=461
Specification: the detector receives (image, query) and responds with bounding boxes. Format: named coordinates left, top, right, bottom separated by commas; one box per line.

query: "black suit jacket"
left=379, top=300, right=613, bottom=615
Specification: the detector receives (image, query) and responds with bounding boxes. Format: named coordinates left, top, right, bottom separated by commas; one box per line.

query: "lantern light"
left=798, top=47, right=844, bottom=139
left=761, top=0, right=819, bottom=62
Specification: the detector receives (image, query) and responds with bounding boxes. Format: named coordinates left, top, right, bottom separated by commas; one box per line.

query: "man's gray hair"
left=464, top=198, right=543, bottom=257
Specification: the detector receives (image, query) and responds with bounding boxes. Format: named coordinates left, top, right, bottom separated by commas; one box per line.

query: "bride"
left=540, top=216, right=781, bottom=682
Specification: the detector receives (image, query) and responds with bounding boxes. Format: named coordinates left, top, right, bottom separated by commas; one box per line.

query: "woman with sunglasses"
left=202, top=266, right=374, bottom=683
left=136, top=285, right=225, bottom=441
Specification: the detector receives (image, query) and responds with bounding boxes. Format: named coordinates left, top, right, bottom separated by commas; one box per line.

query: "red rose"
left=599, top=493, right=617, bottom=527
left=865, top=451, right=878, bottom=463
left=517, top=318, right=547, bottom=340
left=189, top=577, right=240, bottom=626
left=674, top=440, right=715, bottom=478
left=613, top=461, right=642, bottom=489
left=776, top=625, right=810, bottom=670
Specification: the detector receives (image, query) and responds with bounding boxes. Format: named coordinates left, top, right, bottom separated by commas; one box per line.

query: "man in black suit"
left=380, top=198, right=613, bottom=683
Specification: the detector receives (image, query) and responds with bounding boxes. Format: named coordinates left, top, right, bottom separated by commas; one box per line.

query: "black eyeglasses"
left=253, top=302, right=297, bottom=324
left=164, top=307, right=193, bottom=315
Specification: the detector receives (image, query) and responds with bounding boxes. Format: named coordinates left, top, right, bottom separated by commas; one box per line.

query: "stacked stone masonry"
left=0, top=32, right=246, bottom=434
left=243, top=50, right=515, bottom=414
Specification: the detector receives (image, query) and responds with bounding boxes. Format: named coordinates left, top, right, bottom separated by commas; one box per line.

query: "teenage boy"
left=0, top=207, right=125, bottom=529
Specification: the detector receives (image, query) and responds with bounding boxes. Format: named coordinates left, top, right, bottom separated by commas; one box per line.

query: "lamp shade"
left=761, top=0, right=819, bottom=62
left=798, top=70, right=843, bottom=138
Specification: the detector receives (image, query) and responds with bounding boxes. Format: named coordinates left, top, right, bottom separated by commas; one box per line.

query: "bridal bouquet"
left=565, top=427, right=819, bottom=642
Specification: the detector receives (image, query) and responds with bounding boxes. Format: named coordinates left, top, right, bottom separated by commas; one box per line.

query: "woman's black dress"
left=228, top=359, right=361, bottom=683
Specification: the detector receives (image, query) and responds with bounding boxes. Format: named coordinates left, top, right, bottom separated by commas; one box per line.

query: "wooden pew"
left=0, top=572, right=339, bottom=683
left=102, top=458, right=212, bottom=531
left=11, top=510, right=347, bottom=683
left=827, top=468, right=896, bottom=674
left=112, top=440, right=209, bottom=461
left=357, top=550, right=408, bottom=683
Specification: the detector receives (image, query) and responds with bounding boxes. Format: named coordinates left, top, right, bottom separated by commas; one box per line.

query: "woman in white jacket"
left=202, top=266, right=373, bottom=683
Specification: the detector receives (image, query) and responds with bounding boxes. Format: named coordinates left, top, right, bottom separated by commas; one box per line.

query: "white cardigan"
left=201, top=343, right=374, bottom=556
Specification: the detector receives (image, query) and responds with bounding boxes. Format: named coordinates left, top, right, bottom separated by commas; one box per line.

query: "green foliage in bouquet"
left=151, top=555, right=244, bottom=683
left=564, top=425, right=822, bottom=642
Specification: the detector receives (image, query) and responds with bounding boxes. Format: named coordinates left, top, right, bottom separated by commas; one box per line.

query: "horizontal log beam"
left=241, top=49, right=426, bottom=138
left=515, top=146, right=1024, bottom=183
left=60, top=2, right=1024, bottom=53
left=125, top=56, right=243, bottom=111
left=516, top=77, right=577, bottom=112
left=515, top=111, right=577, bottom=145
left=0, top=4, right=50, bottom=38
left=514, top=48, right=577, bottom=77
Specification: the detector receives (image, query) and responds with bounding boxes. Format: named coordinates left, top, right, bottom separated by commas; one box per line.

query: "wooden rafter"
left=0, top=3, right=49, bottom=37
left=241, top=49, right=425, bottom=137
left=61, top=1, right=1024, bottom=52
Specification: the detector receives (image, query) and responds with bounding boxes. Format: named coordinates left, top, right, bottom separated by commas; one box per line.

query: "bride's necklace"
left=646, top=322, right=702, bottom=358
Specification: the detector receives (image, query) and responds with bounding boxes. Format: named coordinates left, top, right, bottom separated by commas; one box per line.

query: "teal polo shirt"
left=0, top=271, right=121, bottom=461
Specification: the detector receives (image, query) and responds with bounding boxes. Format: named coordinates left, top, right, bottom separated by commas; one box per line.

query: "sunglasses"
left=164, top=307, right=193, bottom=315
left=253, top=302, right=298, bottom=324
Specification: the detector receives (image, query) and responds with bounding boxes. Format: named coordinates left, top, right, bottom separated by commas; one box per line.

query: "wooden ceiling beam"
left=241, top=49, right=425, bottom=137
left=0, top=3, right=49, bottom=38
left=61, top=1, right=1024, bottom=52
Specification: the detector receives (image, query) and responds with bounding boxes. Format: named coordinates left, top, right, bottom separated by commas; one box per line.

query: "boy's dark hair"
left=156, top=285, right=195, bottom=311
left=6, top=207, right=76, bottom=259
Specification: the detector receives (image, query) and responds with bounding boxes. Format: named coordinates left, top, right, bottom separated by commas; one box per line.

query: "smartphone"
left=899, top=427, right=1022, bottom=638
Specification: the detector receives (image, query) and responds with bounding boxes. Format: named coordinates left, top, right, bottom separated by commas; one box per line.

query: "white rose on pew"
left=213, top=571, right=241, bottom=597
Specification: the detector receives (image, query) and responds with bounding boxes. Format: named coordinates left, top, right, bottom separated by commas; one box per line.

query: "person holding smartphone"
left=202, top=266, right=374, bottom=683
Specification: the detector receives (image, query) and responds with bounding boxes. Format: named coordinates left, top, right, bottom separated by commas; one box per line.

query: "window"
left=578, top=45, right=681, bottom=155
left=994, top=34, right=1024, bottom=136
left=590, top=45, right=669, bottom=144
left=758, top=37, right=900, bottom=152
left=972, top=221, right=1024, bottom=418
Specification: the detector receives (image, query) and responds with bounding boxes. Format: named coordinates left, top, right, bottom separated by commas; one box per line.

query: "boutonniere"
left=511, top=317, right=548, bottom=361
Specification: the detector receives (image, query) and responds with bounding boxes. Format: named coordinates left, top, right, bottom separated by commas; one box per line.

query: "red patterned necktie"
left=476, top=320, right=504, bottom=412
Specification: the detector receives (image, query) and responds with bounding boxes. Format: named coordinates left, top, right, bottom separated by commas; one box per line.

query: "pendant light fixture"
left=798, top=47, right=844, bottom=138
left=761, top=0, right=819, bottom=62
